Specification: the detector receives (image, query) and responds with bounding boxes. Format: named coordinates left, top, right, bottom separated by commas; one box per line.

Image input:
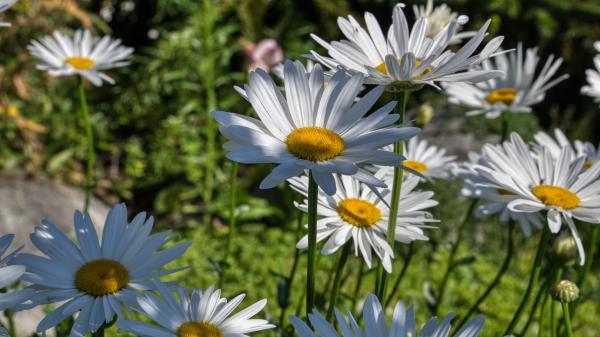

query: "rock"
left=0, top=174, right=110, bottom=337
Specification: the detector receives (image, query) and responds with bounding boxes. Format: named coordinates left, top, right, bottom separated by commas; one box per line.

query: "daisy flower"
left=213, top=60, right=420, bottom=196
left=28, top=29, right=134, bottom=86
left=474, top=133, right=600, bottom=264
left=383, top=137, right=456, bottom=180
left=412, top=0, right=476, bottom=44
left=12, top=203, right=191, bottom=336
left=532, top=129, right=599, bottom=169
left=0, top=0, right=17, bottom=27
left=290, top=293, right=486, bottom=337
left=443, top=43, right=568, bottom=119
left=453, top=152, right=543, bottom=236
left=0, top=234, right=33, bottom=310
left=309, top=3, right=504, bottom=91
left=118, top=281, right=274, bottom=337
left=581, top=41, right=600, bottom=103
left=289, top=172, right=437, bottom=273
left=576, top=140, right=600, bottom=169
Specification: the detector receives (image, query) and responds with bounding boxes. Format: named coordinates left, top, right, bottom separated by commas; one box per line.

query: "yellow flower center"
left=403, top=160, right=428, bottom=173
left=531, top=185, right=580, bottom=210
left=65, top=57, right=96, bottom=70
left=584, top=161, right=594, bottom=169
left=485, top=88, right=518, bottom=106
left=376, top=60, right=431, bottom=79
left=75, top=259, right=129, bottom=296
left=177, top=322, right=223, bottom=337
left=286, top=127, right=345, bottom=162
left=337, top=198, right=382, bottom=227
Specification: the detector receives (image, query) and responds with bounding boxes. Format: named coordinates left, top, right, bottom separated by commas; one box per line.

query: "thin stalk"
left=504, top=227, right=551, bottom=336
left=519, top=271, right=554, bottom=336
left=454, top=220, right=514, bottom=332
left=278, top=211, right=304, bottom=328
left=434, top=199, right=478, bottom=314
left=351, top=261, right=365, bottom=314
left=501, top=111, right=510, bottom=142
left=539, top=291, right=550, bottom=337
left=78, top=77, right=94, bottom=213
left=561, top=302, right=574, bottom=337
left=551, top=268, right=563, bottom=337
left=376, top=90, right=410, bottom=300
left=576, top=225, right=599, bottom=288
left=219, top=162, right=239, bottom=288
left=306, top=171, right=318, bottom=314
left=385, top=242, right=414, bottom=308
left=5, top=309, right=15, bottom=337
left=327, top=243, right=352, bottom=320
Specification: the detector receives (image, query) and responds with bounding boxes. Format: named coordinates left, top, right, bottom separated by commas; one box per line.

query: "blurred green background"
left=1, top=0, right=599, bottom=336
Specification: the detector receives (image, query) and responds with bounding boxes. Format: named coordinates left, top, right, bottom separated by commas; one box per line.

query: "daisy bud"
left=551, top=280, right=579, bottom=303
left=550, top=232, right=578, bottom=266
left=415, top=103, right=434, bottom=128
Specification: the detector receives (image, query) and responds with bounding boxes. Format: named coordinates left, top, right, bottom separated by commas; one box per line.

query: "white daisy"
left=443, top=43, right=569, bottom=119
left=12, top=203, right=191, bottom=337
left=532, top=129, right=599, bottom=169
left=473, top=133, right=600, bottom=264
left=28, top=29, right=134, bottom=86
left=412, top=0, right=476, bottom=44
left=309, top=3, right=504, bottom=91
left=576, top=140, right=600, bottom=169
left=0, top=0, right=17, bottom=27
left=290, top=172, right=437, bottom=273
left=581, top=41, right=600, bottom=103
left=453, top=152, right=543, bottom=236
left=213, top=60, right=420, bottom=196
left=290, top=293, right=486, bottom=337
left=383, top=136, right=456, bottom=180
left=118, top=281, right=274, bottom=337
left=0, top=234, right=33, bottom=310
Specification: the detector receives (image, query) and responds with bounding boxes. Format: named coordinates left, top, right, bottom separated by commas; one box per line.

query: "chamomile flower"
left=28, top=29, right=134, bottom=86
left=214, top=60, right=420, bottom=196
left=290, top=294, right=486, bottom=337
left=118, top=282, right=274, bottom=337
left=581, top=42, right=600, bottom=103
left=0, top=234, right=33, bottom=310
left=0, top=0, right=17, bottom=27
left=289, top=172, right=437, bottom=273
left=474, top=133, right=600, bottom=264
left=383, top=137, right=456, bottom=180
left=12, top=203, right=191, bottom=337
left=443, top=43, right=568, bottom=119
left=576, top=141, right=600, bottom=169
left=533, top=129, right=599, bottom=169
left=310, top=3, right=504, bottom=91
left=453, top=152, right=543, bottom=236
left=413, top=0, right=476, bottom=44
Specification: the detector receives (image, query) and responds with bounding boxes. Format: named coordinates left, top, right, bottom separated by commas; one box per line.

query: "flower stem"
left=351, top=261, right=365, bottom=315
left=520, top=268, right=555, bottom=336
left=385, top=242, right=414, bottom=308
left=78, top=77, right=94, bottom=213
left=539, top=290, right=550, bottom=337
left=219, top=162, right=238, bottom=288
left=306, top=171, right=318, bottom=314
left=5, top=309, right=15, bottom=337
left=279, top=210, right=304, bottom=328
left=501, top=111, right=510, bottom=142
left=434, top=198, right=478, bottom=314
left=504, top=227, right=551, bottom=335
left=454, top=220, right=514, bottom=332
left=576, top=225, right=598, bottom=289
left=376, top=90, right=410, bottom=300
left=551, top=267, right=563, bottom=337
left=562, top=302, right=574, bottom=337
left=327, top=243, right=351, bottom=320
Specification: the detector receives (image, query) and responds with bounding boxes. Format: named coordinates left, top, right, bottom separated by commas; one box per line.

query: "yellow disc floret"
left=403, top=160, right=428, bottom=173
left=531, top=185, right=580, bottom=210
left=584, top=161, right=594, bottom=169
left=178, top=322, right=223, bottom=337
left=75, top=259, right=129, bottom=296
left=485, top=88, right=518, bottom=106
left=286, top=127, right=345, bottom=162
left=65, top=57, right=96, bottom=70
left=337, top=198, right=382, bottom=227
left=376, top=60, right=431, bottom=79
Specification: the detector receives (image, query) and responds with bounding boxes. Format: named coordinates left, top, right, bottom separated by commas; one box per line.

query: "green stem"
left=351, top=261, right=365, bottom=314
left=501, top=111, right=510, bottom=142
left=551, top=268, right=563, bottom=337
left=504, top=227, right=551, bottom=335
left=219, top=162, right=239, bottom=288
left=539, top=290, right=550, bottom=337
left=326, top=243, right=352, bottom=320
left=376, top=90, right=410, bottom=300
left=5, top=309, right=15, bottom=337
left=577, top=225, right=598, bottom=289
left=562, top=302, right=574, bottom=337
left=385, top=242, right=414, bottom=308
left=78, top=77, right=94, bottom=213
left=520, top=269, right=556, bottom=336
left=279, top=211, right=304, bottom=328
left=434, top=199, right=478, bottom=314
left=454, top=220, right=514, bottom=332
left=306, top=171, right=318, bottom=314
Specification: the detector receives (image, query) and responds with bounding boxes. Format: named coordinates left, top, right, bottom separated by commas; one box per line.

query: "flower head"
left=289, top=172, right=437, bottom=272
left=412, top=0, right=476, bottom=44
left=213, top=60, right=420, bottom=195
left=0, top=234, right=32, bottom=311
left=581, top=41, right=600, bottom=103
left=28, top=29, right=134, bottom=86
left=12, top=203, right=191, bottom=336
left=443, top=43, right=568, bottom=119
left=310, top=3, right=504, bottom=91
left=0, top=0, right=17, bottom=27
left=118, top=282, right=274, bottom=337
left=242, top=38, right=284, bottom=72
left=383, top=137, right=456, bottom=180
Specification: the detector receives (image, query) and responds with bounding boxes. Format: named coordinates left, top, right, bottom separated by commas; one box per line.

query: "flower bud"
left=550, top=233, right=578, bottom=266
left=551, top=280, right=579, bottom=303
left=415, top=103, right=434, bottom=128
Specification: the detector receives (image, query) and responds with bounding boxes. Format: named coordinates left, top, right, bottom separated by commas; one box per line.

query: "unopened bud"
left=550, top=233, right=578, bottom=266
left=551, top=280, right=579, bottom=303
left=415, top=103, right=434, bottom=128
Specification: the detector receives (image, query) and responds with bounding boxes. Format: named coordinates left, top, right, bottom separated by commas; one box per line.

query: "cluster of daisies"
left=1, top=0, right=600, bottom=337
